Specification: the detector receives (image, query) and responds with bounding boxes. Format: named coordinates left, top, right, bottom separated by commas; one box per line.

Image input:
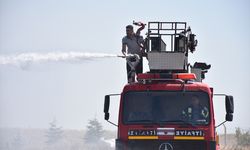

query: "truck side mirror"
left=104, top=95, right=110, bottom=120
left=226, top=113, right=233, bottom=121
left=225, top=95, right=234, bottom=113
left=225, top=95, right=234, bottom=121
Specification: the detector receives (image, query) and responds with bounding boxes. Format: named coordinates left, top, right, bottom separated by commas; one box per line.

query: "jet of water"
left=0, top=52, right=121, bottom=66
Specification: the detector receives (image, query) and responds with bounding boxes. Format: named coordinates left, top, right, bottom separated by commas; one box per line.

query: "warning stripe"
left=128, top=136, right=158, bottom=140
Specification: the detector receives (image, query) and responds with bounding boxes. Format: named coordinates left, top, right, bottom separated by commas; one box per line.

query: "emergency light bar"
left=173, top=73, right=196, bottom=80
left=137, top=73, right=196, bottom=81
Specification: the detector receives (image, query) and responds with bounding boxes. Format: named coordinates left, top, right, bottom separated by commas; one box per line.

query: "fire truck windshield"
left=123, top=91, right=210, bottom=125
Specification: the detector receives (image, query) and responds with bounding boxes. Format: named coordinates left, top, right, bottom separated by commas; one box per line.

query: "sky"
left=0, top=0, right=250, bottom=134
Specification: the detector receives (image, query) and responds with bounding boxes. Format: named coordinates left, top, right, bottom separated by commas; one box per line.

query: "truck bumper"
left=116, top=139, right=216, bottom=150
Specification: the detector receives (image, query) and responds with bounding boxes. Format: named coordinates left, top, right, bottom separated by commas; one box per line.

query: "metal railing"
left=147, top=22, right=187, bottom=51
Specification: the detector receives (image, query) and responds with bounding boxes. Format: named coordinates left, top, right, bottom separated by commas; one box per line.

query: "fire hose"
left=118, top=54, right=140, bottom=83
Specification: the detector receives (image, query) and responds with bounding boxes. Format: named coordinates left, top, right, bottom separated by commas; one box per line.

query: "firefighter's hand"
left=133, top=21, right=146, bottom=26
left=120, top=52, right=126, bottom=58
left=121, top=55, right=126, bottom=58
left=140, top=22, right=146, bottom=27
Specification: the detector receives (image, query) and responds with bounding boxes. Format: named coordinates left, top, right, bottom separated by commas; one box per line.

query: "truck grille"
left=127, top=140, right=207, bottom=150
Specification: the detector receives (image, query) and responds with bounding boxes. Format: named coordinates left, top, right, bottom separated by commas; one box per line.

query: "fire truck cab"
left=104, top=22, right=234, bottom=150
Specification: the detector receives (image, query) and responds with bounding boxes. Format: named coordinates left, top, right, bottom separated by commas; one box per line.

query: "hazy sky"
left=0, top=0, right=249, bottom=133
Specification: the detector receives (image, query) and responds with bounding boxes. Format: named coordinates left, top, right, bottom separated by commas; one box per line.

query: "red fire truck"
left=104, top=22, right=234, bottom=150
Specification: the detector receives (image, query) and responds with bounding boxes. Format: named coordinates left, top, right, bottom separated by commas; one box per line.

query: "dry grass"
left=219, top=134, right=250, bottom=150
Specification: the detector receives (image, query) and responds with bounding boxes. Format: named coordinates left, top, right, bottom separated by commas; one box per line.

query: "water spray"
left=0, top=52, right=126, bottom=66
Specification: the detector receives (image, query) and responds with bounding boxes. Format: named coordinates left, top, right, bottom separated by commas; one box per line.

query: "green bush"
left=235, top=127, right=250, bottom=146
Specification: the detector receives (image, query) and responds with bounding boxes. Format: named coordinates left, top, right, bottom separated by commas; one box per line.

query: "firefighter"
left=182, top=96, right=209, bottom=122
left=121, top=22, right=145, bottom=83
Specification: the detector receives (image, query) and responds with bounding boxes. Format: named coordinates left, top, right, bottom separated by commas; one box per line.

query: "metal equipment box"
left=148, top=52, right=187, bottom=71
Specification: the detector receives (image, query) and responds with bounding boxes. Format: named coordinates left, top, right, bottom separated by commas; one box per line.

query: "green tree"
left=46, top=119, right=63, bottom=145
left=235, top=127, right=250, bottom=146
left=84, top=118, right=113, bottom=150
left=84, top=118, right=104, bottom=143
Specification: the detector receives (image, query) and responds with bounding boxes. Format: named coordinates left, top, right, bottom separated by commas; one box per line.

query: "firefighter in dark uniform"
left=182, top=96, right=209, bottom=122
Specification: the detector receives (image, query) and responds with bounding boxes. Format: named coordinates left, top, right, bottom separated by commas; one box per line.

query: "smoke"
left=0, top=52, right=120, bottom=67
